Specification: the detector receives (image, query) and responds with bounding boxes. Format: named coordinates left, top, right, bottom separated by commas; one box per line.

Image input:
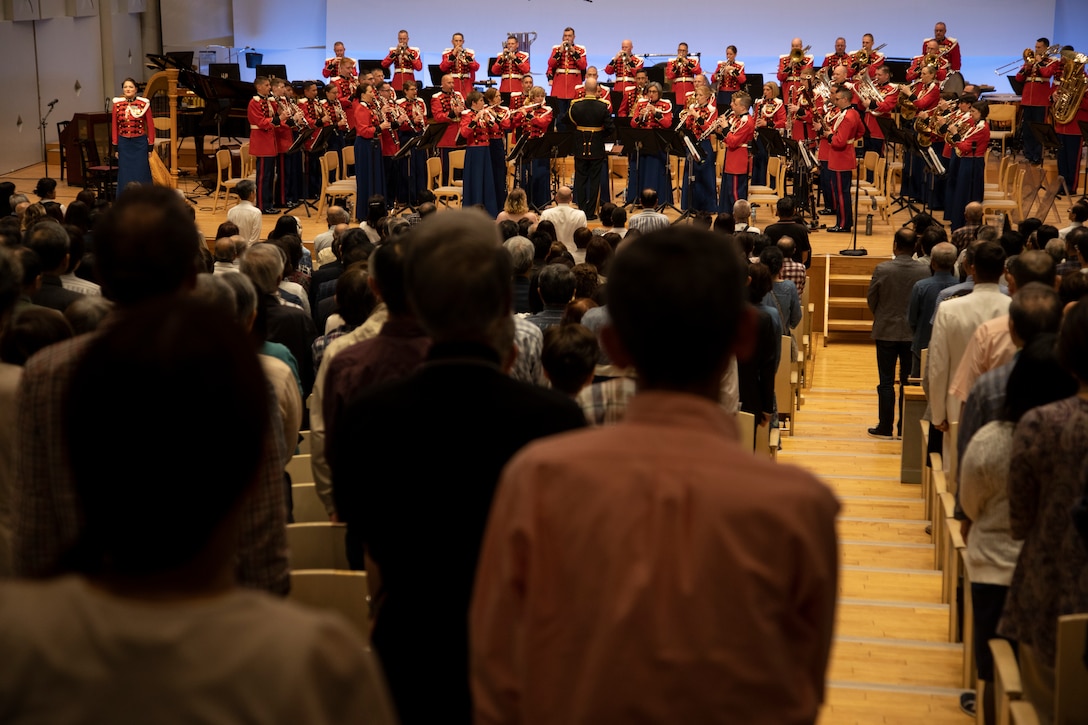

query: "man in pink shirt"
left=471, top=226, right=840, bottom=725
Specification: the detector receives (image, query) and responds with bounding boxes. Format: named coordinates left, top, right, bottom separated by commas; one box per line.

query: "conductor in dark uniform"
left=568, top=79, right=615, bottom=220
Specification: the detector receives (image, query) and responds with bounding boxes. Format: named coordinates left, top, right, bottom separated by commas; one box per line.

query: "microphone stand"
left=841, top=114, right=867, bottom=256
left=39, top=100, right=59, bottom=179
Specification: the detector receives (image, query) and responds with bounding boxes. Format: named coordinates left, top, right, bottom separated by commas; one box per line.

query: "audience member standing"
left=471, top=227, right=839, bottom=724
left=329, top=209, right=585, bottom=725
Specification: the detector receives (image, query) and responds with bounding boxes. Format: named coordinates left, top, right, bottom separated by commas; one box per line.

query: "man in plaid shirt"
left=12, top=188, right=289, bottom=595
left=778, top=236, right=807, bottom=295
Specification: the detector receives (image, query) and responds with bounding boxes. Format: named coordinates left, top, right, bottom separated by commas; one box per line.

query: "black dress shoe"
left=261, top=207, right=279, bottom=215
left=867, top=427, right=894, bottom=440
left=818, top=208, right=835, bottom=215
left=827, top=225, right=852, bottom=233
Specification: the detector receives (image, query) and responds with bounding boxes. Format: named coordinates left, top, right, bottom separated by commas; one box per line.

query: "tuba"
left=1051, top=50, right=1088, bottom=125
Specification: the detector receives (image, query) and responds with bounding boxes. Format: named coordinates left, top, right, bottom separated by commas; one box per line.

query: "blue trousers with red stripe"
left=831, top=168, right=853, bottom=230
left=718, top=172, right=748, bottom=214
left=255, top=155, right=277, bottom=209
left=1057, top=133, right=1083, bottom=194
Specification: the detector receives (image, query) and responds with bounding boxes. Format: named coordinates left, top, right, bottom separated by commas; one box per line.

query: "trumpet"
left=450, top=93, right=465, bottom=115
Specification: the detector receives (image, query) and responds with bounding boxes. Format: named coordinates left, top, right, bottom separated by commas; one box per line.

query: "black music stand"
left=417, top=122, right=449, bottom=156
left=427, top=65, right=445, bottom=88
left=673, top=127, right=710, bottom=223
left=609, top=91, right=626, bottom=117
left=782, top=137, right=820, bottom=228
left=644, top=65, right=665, bottom=88
left=256, top=64, right=288, bottom=81
left=883, top=121, right=926, bottom=225
left=391, top=134, right=424, bottom=213
left=208, top=63, right=241, bottom=81
left=523, top=132, right=573, bottom=208
left=614, top=127, right=673, bottom=212
left=656, top=128, right=688, bottom=216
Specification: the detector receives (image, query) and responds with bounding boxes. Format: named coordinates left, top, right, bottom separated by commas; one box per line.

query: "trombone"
left=994, top=44, right=1061, bottom=75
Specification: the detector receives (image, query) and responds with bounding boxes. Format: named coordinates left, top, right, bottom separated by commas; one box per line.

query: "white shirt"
left=628, top=209, right=671, bottom=235
left=1058, top=221, right=1083, bottom=240
left=227, top=200, right=263, bottom=246
left=59, top=273, right=102, bottom=297
left=313, top=228, right=336, bottom=257
left=0, top=576, right=398, bottom=725
left=926, top=283, right=1011, bottom=425
left=540, top=204, right=588, bottom=252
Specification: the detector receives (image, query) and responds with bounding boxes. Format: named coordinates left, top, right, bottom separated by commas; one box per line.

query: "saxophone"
left=1051, top=50, right=1088, bottom=125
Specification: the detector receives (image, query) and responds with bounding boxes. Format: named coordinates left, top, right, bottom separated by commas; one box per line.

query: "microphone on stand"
left=47, top=99, right=59, bottom=107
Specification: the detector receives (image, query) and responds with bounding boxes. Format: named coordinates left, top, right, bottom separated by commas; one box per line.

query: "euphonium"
left=1051, top=50, right=1088, bottom=125
left=896, top=84, right=918, bottom=120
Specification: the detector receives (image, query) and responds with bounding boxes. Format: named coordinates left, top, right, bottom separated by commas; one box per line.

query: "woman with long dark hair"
left=111, top=77, right=155, bottom=190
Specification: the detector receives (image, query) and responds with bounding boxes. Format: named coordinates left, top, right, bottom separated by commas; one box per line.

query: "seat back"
left=288, top=570, right=370, bottom=638
left=239, top=142, right=253, bottom=177
left=215, top=148, right=231, bottom=182
left=426, top=156, right=442, bottom=190
left=291, top=483, right=328, bottom=523
left=286, top=522, right=350, bottom=570
left=324, top=150, right=341, bottom=182
left=340, top=145, right=355, bottom=178
left=286, top=453, right=314, bottom=484
left=447, top=149, right=466, bottom=186
left=1055, top=613, right=1088, bottom=724
left=735, top=411, right=756, bottom=452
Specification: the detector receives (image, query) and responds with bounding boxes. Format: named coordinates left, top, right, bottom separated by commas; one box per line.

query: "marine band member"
left=618, top=68, right=650, bottom=120
left=431, top=74, right=466, bottom=180
left=395, top=79, right=429, bottom=206
left=111, top=78, right=155, bottom=190
left=713, top=45, right=746, bottom=111
left=459, top=91, right=500, bottom=217
left=851, top=34, right=886, bottom=79
left=604, top=39, right=643, bottom=95
left=575, top=67, right=613, bottom=112
left=483, top=87, right=511, bottom=210
left=906, top=41, right=949, bottom=82
left=717, top=92, right=755, bottom=213
left=381, top=29, right=423, bottom=91
left=440, top=33, right=480, bottom=98
left=822, top=38, right=850, bottom=71
left=862, top=65, right=899, bottom=155
left=510, top=86, right=553, bottom=209
left=323, top=41, right=356, bottom=80
left=681, top=84, right=719, bottom=213
left=247, top=76, right=288, bottom=213
left=492, top=35, right=531, bottom=93
left=1053, top=46, right=1088, bottom=192
left=1016, top=37, right=1061, bottom=164
left=778, top=38, right=815, bottom=109
left=925, top=22, right=961, bottom=72
left=548, top=26, right=587, bottom=131
left=568, top=79, right=615, bottom=218
left=666, top=43, right=703, bottom=99
left=820, top=87, right=865, bottom=232
left=629, top=82, right=674, bottom=202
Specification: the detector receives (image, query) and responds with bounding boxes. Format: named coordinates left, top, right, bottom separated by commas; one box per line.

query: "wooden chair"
left=238, top=142, right=255, bottom=180
left=288, top=570, right=370, bottom=638
left=1008, top=701, right=1040, bottom=725
left=982, top=166, right=1024, bottom=223
left=211, top=148, right=245, bottom=212
left=427, top=155, right=462, bottom=208
left=991, top=638, right=1023, bottom=725
left=1055, top=613, right=1088, bottom=724
left=735, top=411, right=756, bottom=452
left=78, top=139, right=117, bottom=199
left=324, top=150, right=341, bottom=182
left=297, top=429, right=311, bottom=455
left=286, top=522, right=350, bottom=570
left=774, top=335, right=799, bottom=436
left=985, top=160, right=1018, bottom=200
left=749, top=156, right=784, bottom=207
left=286, top=453, right=314, bottom=484
left=317, top=154, right=357, bottom=218
left=929, top=452, right=948, bottom=570
left=340, top=145, right=355, bottom=180
left=988, top=104, right=1017, bottom=158
left=291, top=483, right=328, bottom=523
left=946, top=420, right=960, bottom=496
left=447, top=149, right=466, bottom=188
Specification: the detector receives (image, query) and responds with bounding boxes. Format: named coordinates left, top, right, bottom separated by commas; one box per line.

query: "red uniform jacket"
left=755, top=98, right=787, bottom=130
left=817, top=104, right=838, bottom=162
left=459, top=109, right=499, bottom=146
left=548, top=44, right=588, bottom=98
left=1016, top=58, right=1060, bottom=106
left=714, top=61, right=746, bottom=91
left=440, top=49, right=480, bottom=97
left=512, top=104, right=553, bottom=140
left=684, top=102, right=718, bottom=140
left=376, top=103, right=405, bottom=156
left=298, top=98, right=326, bottom=152
left=665, top=56, right=703, bottom=99
left=604, top=52, right=644, bottom=94
left=910, top=81, right=942, bottom=114
left=953, top=121, right=990, bottom=158
left=381, top=47, right=423, bottom=91
left=787, top=85, right=818, bottom=141
left=111, top=97, right=154, bottom=145
left=778, top=55, right=815, bottom=102
left=491, top=51, right=531, bottom=93
left=431, top=91, right=466, bottom=148
left=396, top=97, right=428, bottom=135
left=574, top=84, right=614, bottom=113
left=851, top=51, right=886, bottom=79
left=822, top=52, right=850, bottom=71
left=906, top=55, right=949, bottom=82
left=618, top=86, right=648, bottom=119
left=247, top=94, right=281, bottom=157
left=322, top=57, right=357, bottom=79
left=864, top=82, right=900, bottom=140
left=923, top=37, right=961, bottom=72
left=723, top=113, right=755, bottom=174
left=630, top=99, right=673, bottom=130
left=353, top=101, right=380, bottom=143
left=828, top=107, right=865, bottom=171
left=274, top=98, right=296, bottom=154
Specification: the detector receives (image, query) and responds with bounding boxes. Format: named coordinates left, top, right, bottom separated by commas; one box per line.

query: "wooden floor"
left=788, top=340, right=969, bottom=724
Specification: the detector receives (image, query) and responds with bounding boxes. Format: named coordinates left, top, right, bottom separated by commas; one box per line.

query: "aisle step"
left=836, top=517, right=931, bottom=544
left=838, top=496, right=924, bottom=519
left=840, top=541, right=934, bottom=570
left=827, top=637, right=962, bottom=688
left=820, top=683, right=965, bottom=725
left=837, top=599, right=949, bottom=642
left=839, top=566, right=942, bottom=603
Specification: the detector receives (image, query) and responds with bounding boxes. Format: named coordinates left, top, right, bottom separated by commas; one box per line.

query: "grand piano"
left=143, top=54, right=253, bottom=186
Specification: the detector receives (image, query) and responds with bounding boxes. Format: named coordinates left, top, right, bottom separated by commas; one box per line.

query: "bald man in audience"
left=471, top=226, right=839, bottom=724
left=314, top=206, right=349, bottom=259
left=329, top=209, right=585, bottom=725
left=777, top=236, right=807, bottom=294
left=12, top=186, right=289, bottom=594
left=539, top=186, right=587, bottom=252
left=213, top=238, right=239, bottom=275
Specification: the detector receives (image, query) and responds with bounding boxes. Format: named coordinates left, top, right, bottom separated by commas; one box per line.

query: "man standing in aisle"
left=867, top=229, right=932, bottom=439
